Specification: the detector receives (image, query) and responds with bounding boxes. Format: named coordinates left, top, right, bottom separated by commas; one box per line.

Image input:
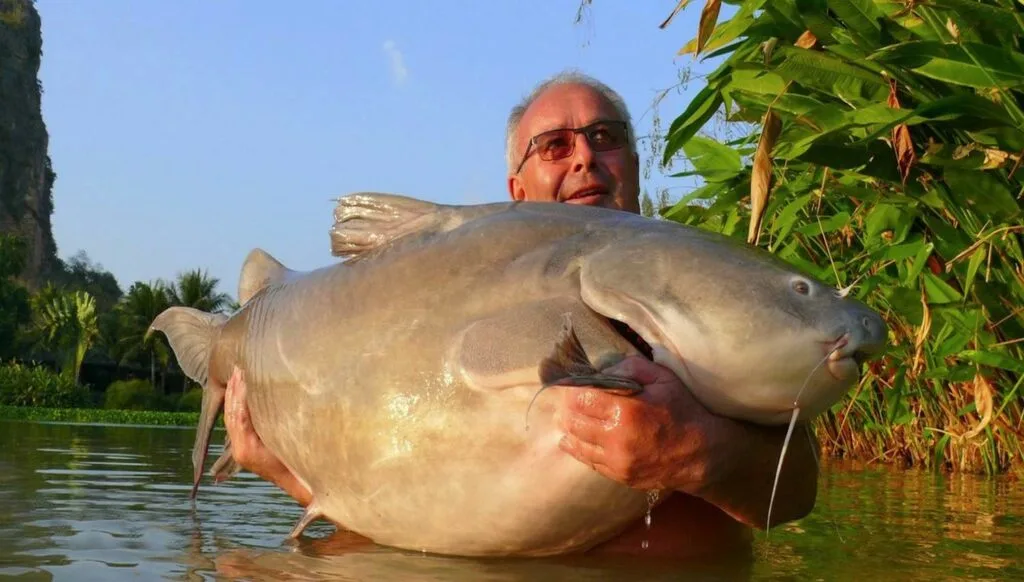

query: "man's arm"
left=557, top=356, right=819, bottom=529
left=223, top=367, right=313, bottom=507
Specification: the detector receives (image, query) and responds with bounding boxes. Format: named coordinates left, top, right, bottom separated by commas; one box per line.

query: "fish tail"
left=148, top=306, right=229, bottom=498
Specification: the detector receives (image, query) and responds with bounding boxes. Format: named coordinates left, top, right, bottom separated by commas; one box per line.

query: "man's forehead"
left=519, top=84, right=621, bottom=137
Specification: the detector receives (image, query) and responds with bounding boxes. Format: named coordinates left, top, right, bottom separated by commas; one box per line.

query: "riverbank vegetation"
left=0, top=233, right=230, bottom=422
left=637, top=0, right=1024, bottom=476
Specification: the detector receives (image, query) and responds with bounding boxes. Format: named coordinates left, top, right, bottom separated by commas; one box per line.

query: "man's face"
left=507, top=83, right=641, bottom=214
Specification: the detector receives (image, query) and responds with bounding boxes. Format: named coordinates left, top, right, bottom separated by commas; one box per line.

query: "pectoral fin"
left=524, top=313, right=643, bottom=429
left=288, top=500, right=325, bottom=539
left=539, top=313, right=643, bottom=395
left=455, top=299, right=640, bottom=393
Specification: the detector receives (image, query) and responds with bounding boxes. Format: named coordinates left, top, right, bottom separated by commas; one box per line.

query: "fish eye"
left=793, top=279, right=810, bottom=295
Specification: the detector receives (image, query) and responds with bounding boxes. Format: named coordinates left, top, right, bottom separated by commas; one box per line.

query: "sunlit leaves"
left=655, top=0, right=1024, bottom=475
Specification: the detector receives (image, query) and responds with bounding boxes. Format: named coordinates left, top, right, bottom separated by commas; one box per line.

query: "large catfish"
left=150, top=193, right=887, bottom=557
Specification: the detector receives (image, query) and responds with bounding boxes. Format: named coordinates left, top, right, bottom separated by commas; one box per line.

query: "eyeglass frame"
left=513, top=120, right=630, bottom=175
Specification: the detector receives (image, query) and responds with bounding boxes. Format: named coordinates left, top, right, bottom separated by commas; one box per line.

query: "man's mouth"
left=563, top=186, right=609, bottom=204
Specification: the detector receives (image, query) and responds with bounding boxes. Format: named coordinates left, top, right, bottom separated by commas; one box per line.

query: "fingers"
left=561, top=408, right=616, bottom=443
left=559, top=433, right=605, bottom=466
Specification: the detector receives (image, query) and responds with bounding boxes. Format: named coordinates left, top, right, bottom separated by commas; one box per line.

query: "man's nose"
left=570, top=133, right=597, bottom=172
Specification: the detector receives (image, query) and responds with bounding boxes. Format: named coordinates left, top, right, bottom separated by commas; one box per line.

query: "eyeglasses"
left=514, top=120, right=629, bottom=174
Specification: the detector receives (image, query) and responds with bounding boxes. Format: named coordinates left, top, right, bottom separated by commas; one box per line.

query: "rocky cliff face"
left=0, top=0, right=58, bottom=289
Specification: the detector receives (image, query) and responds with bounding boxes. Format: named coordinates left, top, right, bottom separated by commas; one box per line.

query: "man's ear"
left=507, top=175, right=526, bottom=202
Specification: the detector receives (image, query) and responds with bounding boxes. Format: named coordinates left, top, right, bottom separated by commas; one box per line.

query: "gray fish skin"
left=150, top=193, right=887, bottom=557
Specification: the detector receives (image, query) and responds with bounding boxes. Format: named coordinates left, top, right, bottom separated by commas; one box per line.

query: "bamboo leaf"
left=959, top=350, right=1024, bottom=374
left=962, top=246, right=986, bottom=297
left=696, top=0, right=723, bottom=56
left=682, top=136, right=744, bottom=182
left=664, top=84, right=724, bottom=165
left=943, top=168, right=1021, bottom=220
left=772, top=45, right=886, bottom=95
left=795, top=212, right=853, bottom=235
left=748, top=110, right=782, bottom=244
left=887, top=79, right=917, bottom=184
left=929, top=0, right=1023, bottom=35
left=921, top=272, right=963, bottom=304
left=659, top=0, right=692, bottom=29
left=871, top=41, right=1024, bottom=88
left=796, top=0, right=837, bottom=43
left=678, top=0, right=766, bottom=56
left=826, top=0, right=885, bottom=47
left=770, top=192, right=813, bottom=247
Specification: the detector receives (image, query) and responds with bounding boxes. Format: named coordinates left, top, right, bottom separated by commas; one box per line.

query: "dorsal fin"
left=329, top=192, right=449, bottom=260
left=237, top=248, right=293, bottom=304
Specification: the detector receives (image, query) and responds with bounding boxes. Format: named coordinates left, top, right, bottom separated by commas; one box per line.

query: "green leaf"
left=906, top=241, right=935, bottom=286
left=796, top=0, right=837, bottom=43
left=871, top=41, right=1024, bottom=89
left=664, top=84, right=725, bottom=165
left=962, top=247, right=987, bottom=297
left=728, top=90, right=824, bottom=119
left=865, top=202, right=915, bottom=245
left=921, top=272, right=963, bottom=304
left=876, top=238, right=928, bottom=263
left=772, top=45, right=886, bottom=93
left=930, top=0, right=1024, bottom=36
left=943, top=168, right=1021, bottom=221
left=795, top=212, right=852, bottom=235
left=727, top=68, right=789, bottom=96
left=827, top=0, right=885, bottom=48
left=770, top=192, right=813, bottom=247
left=681, top=136, right=744, bottom=182
left=679, top=0, right=767, bottom=56
left=959, top=349, right=1024, bottom=374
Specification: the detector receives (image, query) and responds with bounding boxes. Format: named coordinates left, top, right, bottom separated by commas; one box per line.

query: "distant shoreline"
left=0, top=405, right=211, bottom=427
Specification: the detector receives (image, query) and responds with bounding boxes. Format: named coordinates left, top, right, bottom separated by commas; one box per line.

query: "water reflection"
left=1, top=420, right=1022, bottom=581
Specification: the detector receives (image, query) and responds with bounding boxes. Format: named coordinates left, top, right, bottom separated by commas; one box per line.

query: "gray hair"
left=504, top=69, right=636, bottom=174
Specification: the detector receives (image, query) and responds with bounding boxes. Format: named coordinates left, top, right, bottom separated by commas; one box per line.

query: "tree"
left=115, top=281, right=172, bottom=391
left=167, top=268, right=231, bottom=313
left=29, top=284, right=99, bottom=383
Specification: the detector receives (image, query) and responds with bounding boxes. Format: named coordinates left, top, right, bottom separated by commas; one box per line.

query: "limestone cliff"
left=0, top=0, right=58, bottom=288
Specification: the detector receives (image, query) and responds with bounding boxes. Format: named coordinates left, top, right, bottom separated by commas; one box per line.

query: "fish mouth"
left=608, top=318, right=654, bottom=361
left=825, top=334, right=870, bottom=381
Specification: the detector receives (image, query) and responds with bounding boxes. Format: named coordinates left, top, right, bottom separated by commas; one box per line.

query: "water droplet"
left=641, top=540, right=649, bottom=550
left=643, top=489, right=660, bottom=530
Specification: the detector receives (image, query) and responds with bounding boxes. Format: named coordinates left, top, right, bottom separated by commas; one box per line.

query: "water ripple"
left=2, top=420, right=1023, bottom=581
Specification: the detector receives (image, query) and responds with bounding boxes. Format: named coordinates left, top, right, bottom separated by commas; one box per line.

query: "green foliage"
left=176, top=387, right=203, bottom=412
left=0, top=361, right=90, bottom=408
left=29, top=284, right=99, bottom=383
left=0, top=404, right=204, bottom=427
left=103, top=378, right=170, bottom=411
left=660, top=0, right=1024, bottom=474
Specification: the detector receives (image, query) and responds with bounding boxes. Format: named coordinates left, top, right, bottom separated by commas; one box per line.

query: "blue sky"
left=35, top=0, right=724, bottom=297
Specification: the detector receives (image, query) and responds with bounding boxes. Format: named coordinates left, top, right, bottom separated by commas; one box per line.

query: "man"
left=223, top=70, right=819, bottom=558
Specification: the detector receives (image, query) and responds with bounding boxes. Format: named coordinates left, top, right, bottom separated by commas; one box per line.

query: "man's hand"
left=223, top=367, right=313, bottom=507
left=556, top=356, right=818, bottom=530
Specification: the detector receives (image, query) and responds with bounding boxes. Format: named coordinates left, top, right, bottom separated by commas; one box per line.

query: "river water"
left=1, top=419, right=1021, bottom=581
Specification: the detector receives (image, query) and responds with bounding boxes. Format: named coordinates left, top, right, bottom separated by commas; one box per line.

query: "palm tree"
left=115, top=281, right=172, bottom=391
left=30, top=285, right=99, bottom=383
left=168, top=269, right=232, bottom=313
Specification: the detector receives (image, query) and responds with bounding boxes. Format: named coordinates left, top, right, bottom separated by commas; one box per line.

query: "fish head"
left=576, top=223, right=888, bottom=425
